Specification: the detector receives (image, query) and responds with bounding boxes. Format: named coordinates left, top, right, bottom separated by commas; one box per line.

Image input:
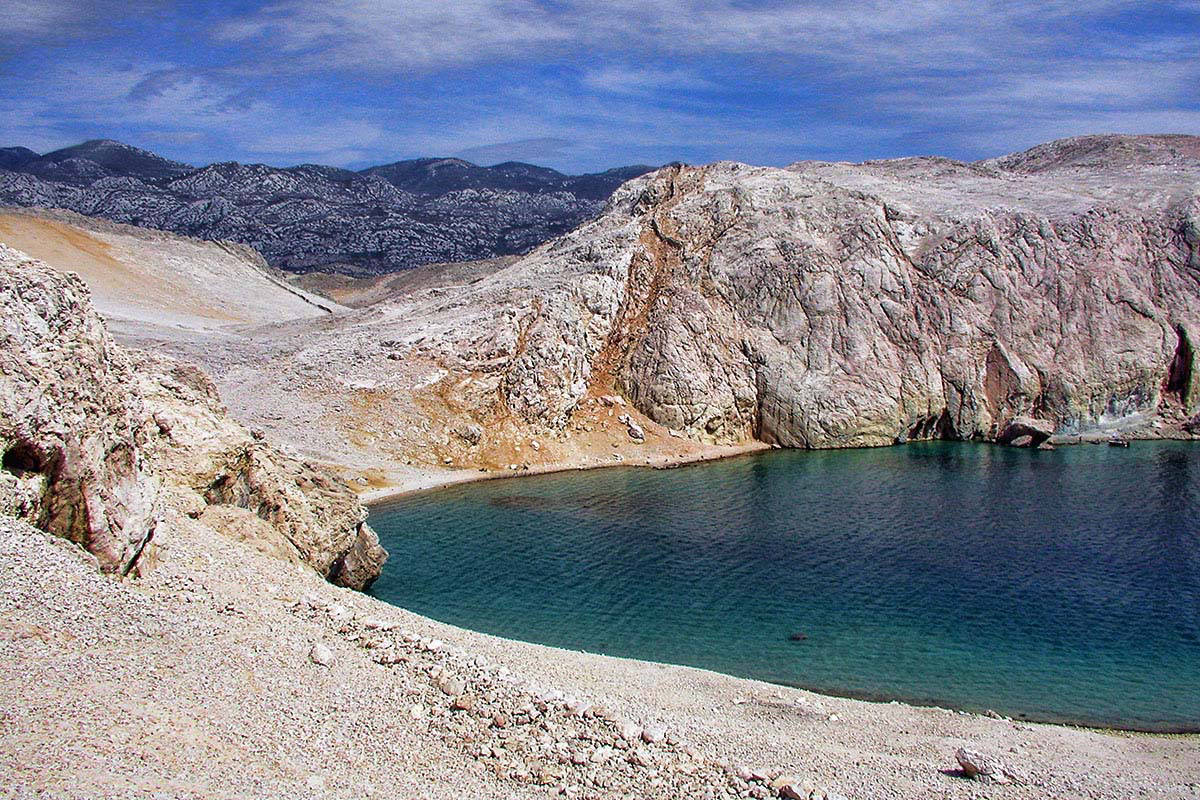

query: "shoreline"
left=357, top=436, right=1200, bottom=740
left=358, top=439, right=773, bottom=505
left=358, top=431, right=1198, bottom=506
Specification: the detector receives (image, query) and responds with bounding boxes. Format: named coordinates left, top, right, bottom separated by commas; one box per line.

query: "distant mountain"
left=0, top=140, right=654, bottom=275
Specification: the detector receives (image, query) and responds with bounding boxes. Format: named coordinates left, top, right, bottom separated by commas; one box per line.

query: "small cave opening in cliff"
left=904, top=410, right=958, bottom=442
left=1165, top=324, right=1194, bottom=404
left=2, top=441, right=43, bottom=477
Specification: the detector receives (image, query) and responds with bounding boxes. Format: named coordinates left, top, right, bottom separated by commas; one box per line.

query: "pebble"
left=641, top=725, right=666, bottom=744
left=308, top=642, right=334, bottom=667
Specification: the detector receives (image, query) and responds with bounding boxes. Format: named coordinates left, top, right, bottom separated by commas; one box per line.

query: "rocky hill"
left=407, top=133, right=1200, bottom=451
left=0, top=139, right=652, bottom=275
left=0, top=243, right=385, bottom=587
left=130, top=134, right=1200, bottom=486
left=0, top=207, right=340, bottom=331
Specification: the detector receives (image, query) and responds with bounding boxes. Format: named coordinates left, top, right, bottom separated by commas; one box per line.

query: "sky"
left=2, top=1, right=1199, bottom=173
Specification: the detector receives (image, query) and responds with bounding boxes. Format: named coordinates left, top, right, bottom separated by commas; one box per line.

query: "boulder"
left=0, top=244, right=386, bottom=589
left=955, top=746, right=1016, bottom=784
left=996, top=416, right=1055, bottom=448
left=134, top=352, right=387, bottom=590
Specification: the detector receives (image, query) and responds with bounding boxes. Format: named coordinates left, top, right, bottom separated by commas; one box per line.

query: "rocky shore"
left=4, top=510, right=1198, bottom=800
left=3, top=135, right=1200, bottom=798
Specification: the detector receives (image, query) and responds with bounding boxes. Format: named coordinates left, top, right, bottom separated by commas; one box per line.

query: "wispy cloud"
left=1, top=1, right=1197, bottom=170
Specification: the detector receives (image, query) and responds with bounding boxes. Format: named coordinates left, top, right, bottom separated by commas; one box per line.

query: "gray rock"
left=955, top=746, right=1015, bottom=784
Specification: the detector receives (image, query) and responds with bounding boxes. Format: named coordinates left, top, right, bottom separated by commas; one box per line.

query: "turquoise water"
left=369, top=442, right=1200, bottom=732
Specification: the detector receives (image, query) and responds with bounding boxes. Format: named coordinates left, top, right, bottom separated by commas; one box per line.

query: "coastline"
left=357, top=439, right=773, bottom=505
left=9, top=506, right=1196, bottom=800
left=358, top=435, right=1200, bottom=738
left=356, top=427, right=1197, bottom=506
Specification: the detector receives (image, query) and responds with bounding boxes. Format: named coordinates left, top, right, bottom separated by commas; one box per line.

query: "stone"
left=641, top=725, right=666, bottom=744
left=955, top=746, right=1015, bottom=784
left=617, top=720, right=642, bottom=741
left=451, top=422, right=484, bottom=444
left=769, top=775, right=804, bottom=797
left=996, top=417, right=1055, bottom=448
left=438, top=676, right=467, bottom=697
left=309, top=642, right=334, bottom=667
left=589, top=746, right=615, bottom=764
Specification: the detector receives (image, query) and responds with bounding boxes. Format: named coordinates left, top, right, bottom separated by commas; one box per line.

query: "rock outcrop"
left=0, top=244, right=158, bottom=574
left=398, top=134, right=1200, bottom=450
left=135, top=354, right=387, bottom=589
left=0, top=244, right=385, bottom=587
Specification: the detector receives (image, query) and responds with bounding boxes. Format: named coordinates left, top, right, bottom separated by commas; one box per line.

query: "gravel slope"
left=2, top=512, right=1196, bottom=800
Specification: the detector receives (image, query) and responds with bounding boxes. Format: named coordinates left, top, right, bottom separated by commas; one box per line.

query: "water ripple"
left=371, top=441, right=1200, bottom=732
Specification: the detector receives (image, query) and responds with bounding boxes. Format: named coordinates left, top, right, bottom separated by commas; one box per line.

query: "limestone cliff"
left=408, top=134, right=1200, bottom=449
left=0, top=244, right=385, bottom=587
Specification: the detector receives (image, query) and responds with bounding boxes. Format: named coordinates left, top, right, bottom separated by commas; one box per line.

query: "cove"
left=368, top=441, right=1200, bottom=732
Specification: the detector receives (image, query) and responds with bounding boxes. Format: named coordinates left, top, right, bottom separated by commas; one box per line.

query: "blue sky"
left=2, top=1, right=1199, bottom=172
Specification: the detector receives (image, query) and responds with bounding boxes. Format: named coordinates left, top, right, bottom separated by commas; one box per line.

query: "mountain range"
left=0, top=139, right=653, bottom=275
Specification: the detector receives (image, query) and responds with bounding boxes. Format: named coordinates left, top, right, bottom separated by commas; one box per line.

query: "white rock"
left=308, top=642, right=334, bottom=667
left=618, top=720, right=642, bottom=741
left=641, top=724, right=666, bottom=744
left=590, top=746, right=615, bottom=764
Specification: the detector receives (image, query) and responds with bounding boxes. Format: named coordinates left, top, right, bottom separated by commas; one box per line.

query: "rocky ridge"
left=70, top=135, right=1200, bottom=494
left=0, top=244, right=384, bottom=587
left=0, top=139, right=653, bottom=275
left=377, top=134, right=1200, bottom=452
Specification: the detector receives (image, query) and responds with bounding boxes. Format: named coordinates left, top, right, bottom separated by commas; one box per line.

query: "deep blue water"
left=369, top=442, right=1200, bottom=731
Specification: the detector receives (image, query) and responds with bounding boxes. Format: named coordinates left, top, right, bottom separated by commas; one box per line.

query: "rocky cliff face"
left=0, top=244, right=159, bottom=573
left=0, top=244, right=385, bottom=587
left=0, top=139, right=652, bottom=276
left=395, top=135, right=1200, bottom=449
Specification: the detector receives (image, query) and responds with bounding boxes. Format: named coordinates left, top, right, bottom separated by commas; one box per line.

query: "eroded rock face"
left=135, top=353, right=387, bottom=590
left=410, top=135, right=1200, bottom=449
left=0, top=244, right=385, bottom=587
left=0, top=244, right=158, bottom=574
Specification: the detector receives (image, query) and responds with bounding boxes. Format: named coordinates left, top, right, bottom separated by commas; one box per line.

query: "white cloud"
left=582, top=66, right=718, bottom=96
